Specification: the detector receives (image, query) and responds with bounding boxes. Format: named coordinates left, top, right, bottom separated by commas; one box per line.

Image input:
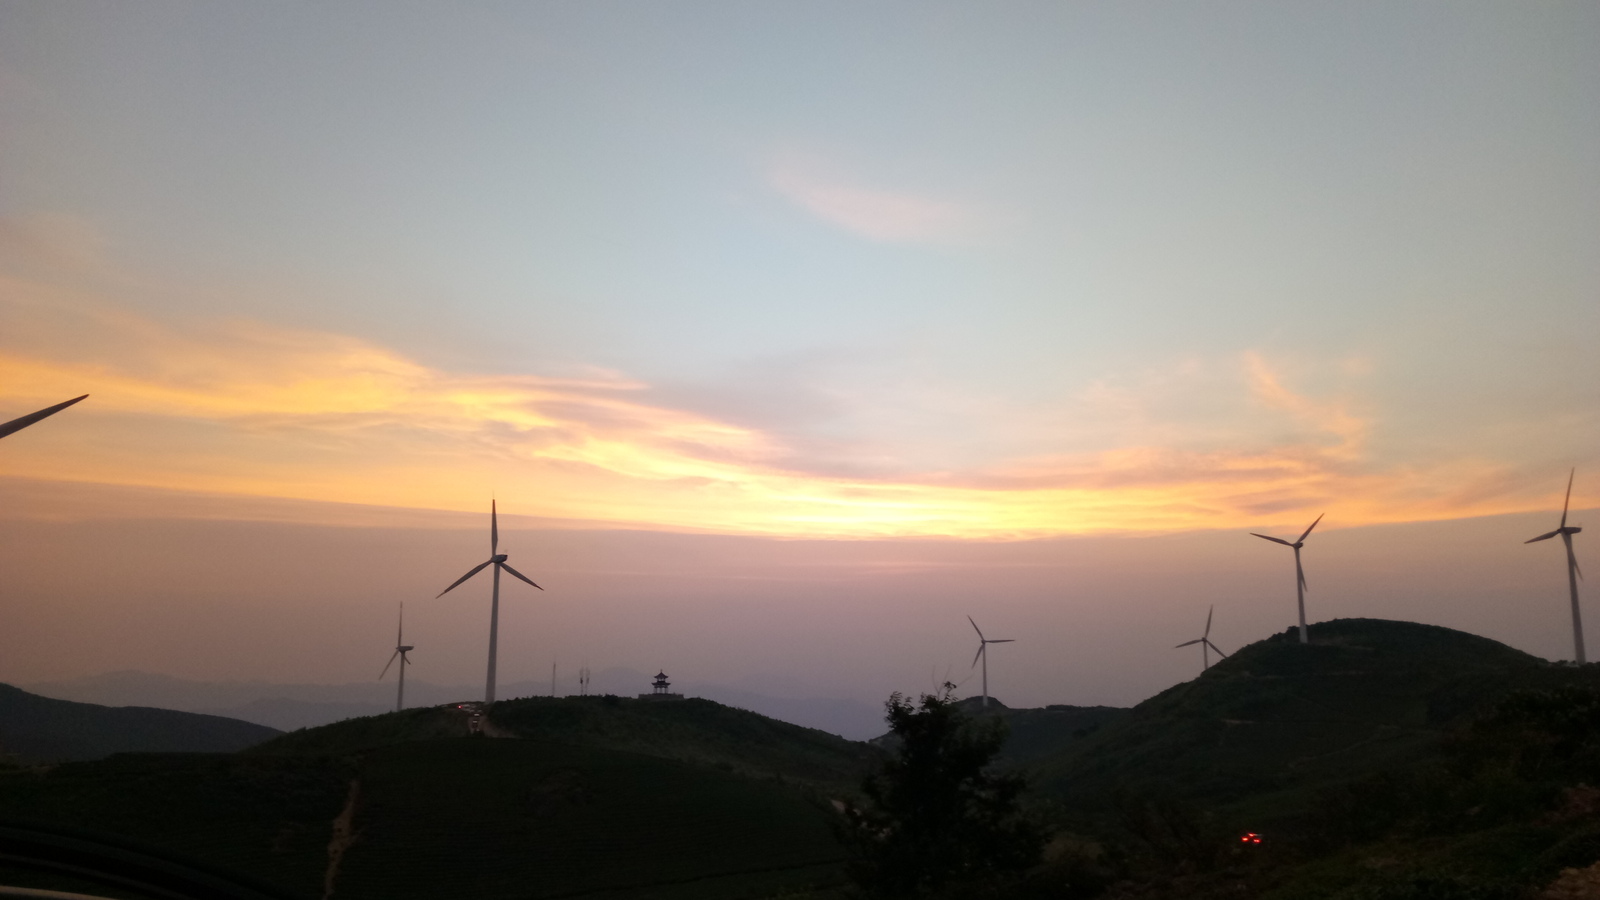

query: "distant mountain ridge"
left=0, top=683, right=280, bottom=762
left=24, top=668, right=887, bottom=738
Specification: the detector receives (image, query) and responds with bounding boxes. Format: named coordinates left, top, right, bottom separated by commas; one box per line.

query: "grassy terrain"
left=1015, top=619, right=1600, bottom=900
left=0, top=696, right=867, bottom=899
left=487, top=695, right=877, bottom=789
left=1031, top=619, right=1581, bottom=821
left=247, top=704, right=474, bottom=756
left=0, top=683, right=280, bottom=762
left=0, top=753, right=348, bottom=898
left=335, top=737, right=848, bottom=900
left=956, top=700, right=1129, bottom=767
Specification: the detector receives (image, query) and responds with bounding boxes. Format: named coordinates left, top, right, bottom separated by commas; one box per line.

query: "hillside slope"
left=490, top=695, right=876, bottom=787
left=0, top=683, right=280, bottom=762
left=873, top=698, right=1129, bottom=769
left=4, top=699, right=861, bottom=899
left=255, top=695, right=877, bottom=789
left=1031, top=618, right=1592, bottom=819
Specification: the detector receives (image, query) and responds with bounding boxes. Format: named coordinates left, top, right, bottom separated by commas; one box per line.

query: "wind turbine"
left=379, top=602, right=414, bottom=712
left=967, top=616, right=1014, bottom=708
left=0, top=395, right=88, bottom=440
left=436, top=500, right=544, bottom=703
left=1525, top=469, right=1586, bottom=664
left=1175, top=605, right=1229, bottom=672
left=1251, top=514, right=1323, bottom=644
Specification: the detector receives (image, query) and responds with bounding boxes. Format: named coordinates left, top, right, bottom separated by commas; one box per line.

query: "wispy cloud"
left=0, top=215, right=1586, bottom=537
left=768, top=159, right=964, bottom=243
left=2, top=289, right=1580, bottom=538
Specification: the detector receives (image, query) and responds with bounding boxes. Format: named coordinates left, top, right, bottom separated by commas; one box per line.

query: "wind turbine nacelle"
left=1567, top=526, right=1583, bottom=535
left=492, top=554, right=508, bottom=563
left=399, top=645, right=414, bottom=652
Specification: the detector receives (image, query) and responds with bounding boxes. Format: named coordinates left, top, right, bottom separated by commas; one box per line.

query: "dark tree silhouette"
left=840, top=684, right=1043, bottom=898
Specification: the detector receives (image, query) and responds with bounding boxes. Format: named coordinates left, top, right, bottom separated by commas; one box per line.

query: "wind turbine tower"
left=379, top=602, right=414, bottom=712
left=1175, top=605, right=1229, bottom=672
left=436, top=500, right=545, bottom=703
left=1251, top=514, right=1324, bottom=644
left=967, top=616, right=1014, bottom=707
left=1526, top=469, right=1587, bottom=664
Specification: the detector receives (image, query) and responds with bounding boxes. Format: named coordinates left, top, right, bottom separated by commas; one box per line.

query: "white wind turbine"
left=0, top=395, right=88, bottom=440
left=379, top=602, right=414, bottom=712
left=1174, top=605, right=1228, bottom=672
left=1525, top=469, right=1586, bottom=665
left=436, top=500, right=544, bottom=703
left=967, top=616, right=1014, bottom=708
left=1251, top=514, right=1324, bottom=644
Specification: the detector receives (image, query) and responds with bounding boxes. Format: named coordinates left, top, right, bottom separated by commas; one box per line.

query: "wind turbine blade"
left=1205, top=639, right=1229, bottom=658
left=1568, top=534, right=1584, bottom=581
left=0, top=394, right=89, bottom=440
left=1251, top=533, right=1293, bottom=546
left=1295, top=551, right=1307, bottom=591
left=380, top=650, right=399, bottom=680
left=499, top=562, right=544, bottom=590
left=967, top=615, right=985, bottom=641
left=1175, top=639, right=1203, bottom=648
left=491, top=499, right=499, bottom=554
left=1561, top=469, right=1574, bottom=528
left=1205, top=605, right=1213, bottom=638
left=1298, top=514, right=1324, bottom=543
left=397, top=602, right=404, bottom=645
left=1526, top=530, right=1561, bottom=544
left=972, top=644, right=985, bottom=668
left=989, top=639, right=1015, bottom=643
left=436, top=559, right=493, bottom=597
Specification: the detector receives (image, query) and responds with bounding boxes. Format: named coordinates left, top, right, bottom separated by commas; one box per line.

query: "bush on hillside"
left=838, top=684, right=1043, bottom=898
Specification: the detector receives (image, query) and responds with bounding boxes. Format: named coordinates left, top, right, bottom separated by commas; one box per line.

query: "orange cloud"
left=0, top=223, right=1584, bottom=538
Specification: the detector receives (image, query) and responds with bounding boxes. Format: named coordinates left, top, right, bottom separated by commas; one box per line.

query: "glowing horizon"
left=2, top=278, right=1588, bottom=539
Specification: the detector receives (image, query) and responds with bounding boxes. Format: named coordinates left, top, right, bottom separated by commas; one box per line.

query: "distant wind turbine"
left=1175, top=605, right=1228, bottom=672
left=0, top=395, right=88, bottom=440
left=1251, top=514, right=1324, bottom=644
left=436, top=500, right=544, bottom=703
left=967, top=616, right=1014, bottom=708
left=379, top=602, right=414, bottom=712
left=1525, top=469, right=1586, bottom=665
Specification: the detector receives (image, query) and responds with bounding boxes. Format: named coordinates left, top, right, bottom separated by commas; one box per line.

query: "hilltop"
left=0, top=683, right=280, bottom=762
left=1029, top=618, right=1584, bottom=817
left=255, top=693, right=876, bottom=788
left=1024, top=614, right=1561, bottom=813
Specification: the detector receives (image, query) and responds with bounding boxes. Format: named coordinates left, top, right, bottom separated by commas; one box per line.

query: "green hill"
left=254, top=694, right=876, bottom=789
left=873, top=698, right=1128, bottom=769
left=953, top=698, right=1129, bottom=766
left=488, top=695, right=877, bottom=787
left=0, top=696, right=871, bottom=899
left=0, top=683, right=280, bottom=762
left=1029, top=619, right=1588, bottom=818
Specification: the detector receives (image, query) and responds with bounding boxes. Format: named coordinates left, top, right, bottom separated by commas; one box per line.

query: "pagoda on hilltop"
left=639, top=670, right=684, bottom=701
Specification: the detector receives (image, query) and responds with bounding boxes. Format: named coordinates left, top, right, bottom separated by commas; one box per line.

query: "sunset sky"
left=2, top=3, right=1596, bottom=712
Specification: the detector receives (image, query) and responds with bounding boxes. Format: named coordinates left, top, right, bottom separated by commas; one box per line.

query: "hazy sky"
left=1, top=3, right=1596, bottom=706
